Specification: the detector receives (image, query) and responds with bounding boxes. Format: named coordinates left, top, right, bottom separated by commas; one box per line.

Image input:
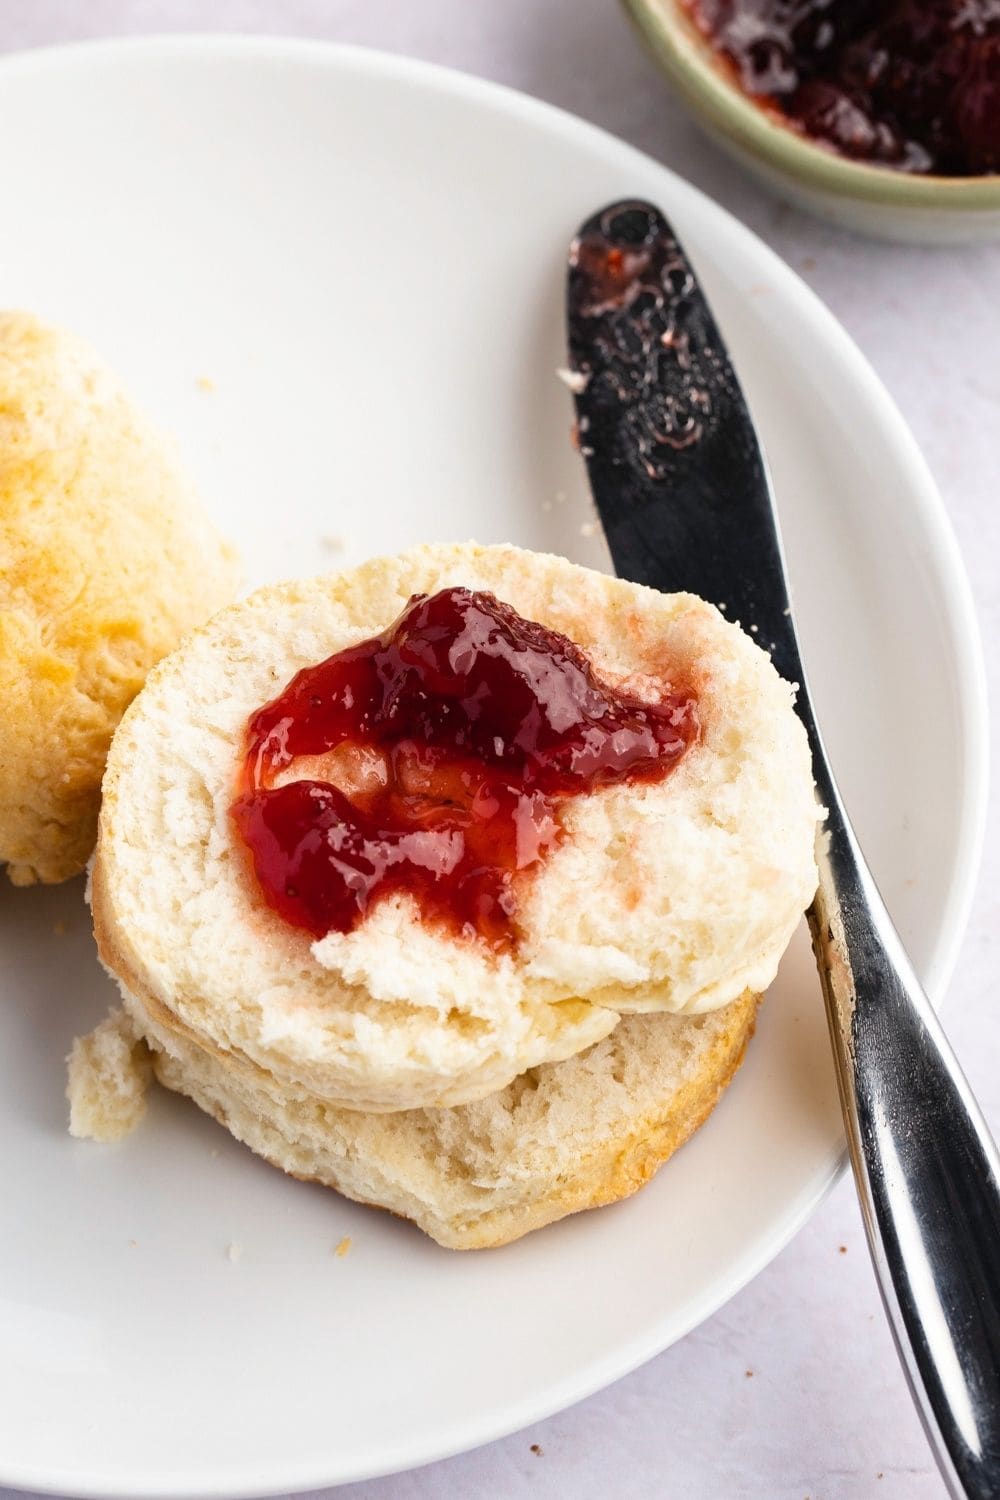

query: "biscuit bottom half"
left=69, top=991, right=758, bottom=1249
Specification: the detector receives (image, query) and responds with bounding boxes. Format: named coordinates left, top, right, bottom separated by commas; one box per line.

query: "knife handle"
left=806, top=720, right=1000, bottom=1499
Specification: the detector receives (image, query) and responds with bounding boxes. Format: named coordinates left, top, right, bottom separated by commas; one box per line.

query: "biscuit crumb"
left=334, top=1236, right=352, bottom=1258
left=556, top=366, right=589, bottom=394
left=67, top=1010, right=152, bottom=1142
left=128, top=1238, right=138, bottom=1248
left=52, top=920, right=68, bottom=935
left=227, top=1241, right=243, bottom=1263
left=196, top=375, right=216, bottom=392
left=839, top=1245, right=848, bottom=1254
left=579, top=521, right=598, bottom=538
left=745, top=1368, right=754, bottom=1378
left=530, top=1443, right=543, bottom=1456
left=320, top=533, right=346, bottom=554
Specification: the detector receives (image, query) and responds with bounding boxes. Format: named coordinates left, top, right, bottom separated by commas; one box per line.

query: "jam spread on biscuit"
left=683, top=0, right=1000, bottom=175
left=232, top=586, right=697, bottom=946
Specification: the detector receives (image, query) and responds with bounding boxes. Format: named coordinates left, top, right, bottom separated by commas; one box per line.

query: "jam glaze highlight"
left=231, top=587, right=698, bottom=947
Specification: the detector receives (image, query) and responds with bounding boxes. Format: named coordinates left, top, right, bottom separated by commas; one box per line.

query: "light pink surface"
left=1, top=5, right=997, bottom=1498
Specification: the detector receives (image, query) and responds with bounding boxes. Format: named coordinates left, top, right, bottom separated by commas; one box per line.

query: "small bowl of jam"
left=623, top=0, right=1000, bottom=241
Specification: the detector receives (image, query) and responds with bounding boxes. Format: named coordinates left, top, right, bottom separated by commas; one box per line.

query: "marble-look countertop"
left=2, top=4, right=997, bottom=1498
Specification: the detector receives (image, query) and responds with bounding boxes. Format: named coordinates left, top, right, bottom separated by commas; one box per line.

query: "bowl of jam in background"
left=623, top=0, right=1000, bottom=242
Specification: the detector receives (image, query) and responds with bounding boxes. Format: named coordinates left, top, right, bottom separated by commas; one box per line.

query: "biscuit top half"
left=92, top=542, right=820, bottom=1113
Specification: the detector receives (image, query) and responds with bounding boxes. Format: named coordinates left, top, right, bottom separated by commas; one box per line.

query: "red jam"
left=683, top=0, right=1000, bottom=174
left=231, top=587, right=697, bottom=947
left=572, top=241, right=654, bottom=316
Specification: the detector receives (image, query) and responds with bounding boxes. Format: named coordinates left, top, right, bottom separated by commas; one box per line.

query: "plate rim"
left=0, top=32, right=989, bottom=1500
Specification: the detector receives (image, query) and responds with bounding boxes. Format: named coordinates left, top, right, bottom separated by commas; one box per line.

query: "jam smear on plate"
left=232, top=586, right=697, bottom=946
left=683, top=0, right=1000, bottom=174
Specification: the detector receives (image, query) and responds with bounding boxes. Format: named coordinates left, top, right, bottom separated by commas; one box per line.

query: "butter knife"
left=567, top=199, right=1000, bottom=1498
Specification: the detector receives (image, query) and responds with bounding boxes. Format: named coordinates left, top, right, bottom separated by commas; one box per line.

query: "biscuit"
left=69, top=990, right=759, bottom=1249
left=0, top=312, right=239, bottom=884
left=91, top=543, right=818, bottom=1112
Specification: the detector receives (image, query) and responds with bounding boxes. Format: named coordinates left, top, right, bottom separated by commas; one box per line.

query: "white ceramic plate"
left=0, top=37, right=987, bottom=1500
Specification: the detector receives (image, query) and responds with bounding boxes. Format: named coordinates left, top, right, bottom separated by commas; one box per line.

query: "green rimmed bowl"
left=624, top=0, right=1000, bottom=243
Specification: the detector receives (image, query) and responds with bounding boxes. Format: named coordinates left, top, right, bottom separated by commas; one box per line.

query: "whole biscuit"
left=0, top=312, right=239, bottom=884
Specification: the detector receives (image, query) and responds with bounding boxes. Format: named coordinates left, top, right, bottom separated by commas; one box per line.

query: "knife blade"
left=566, top=199, right=798, bottom=684
left=566, top=198, right=1000, bottom=1500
